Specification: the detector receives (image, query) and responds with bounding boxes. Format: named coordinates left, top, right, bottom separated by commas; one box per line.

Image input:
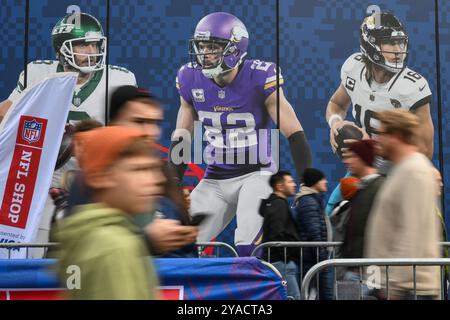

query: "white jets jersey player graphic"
left=0, top=12, right=137, bottom=256
left=8, top=60, right=136, bottom=124
left=341, top=52, right=432, bottom=136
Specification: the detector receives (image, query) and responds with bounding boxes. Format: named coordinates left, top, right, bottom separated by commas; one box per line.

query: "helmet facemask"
left=59, top=34, right=107, bottom=74
left=189, top=37, right=240, bottom=79
left=364, top=34, right=408, bottom=74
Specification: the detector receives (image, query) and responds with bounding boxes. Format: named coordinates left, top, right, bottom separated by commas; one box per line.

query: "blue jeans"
left=343, top=271, right=376, bottom=299
left=272, top=261, right=301, bottom=300
left=302, top=263, right=335, bottom=300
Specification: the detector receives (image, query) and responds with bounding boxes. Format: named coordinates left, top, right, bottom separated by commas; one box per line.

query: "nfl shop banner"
left=0, top=73, right=77, bottom=258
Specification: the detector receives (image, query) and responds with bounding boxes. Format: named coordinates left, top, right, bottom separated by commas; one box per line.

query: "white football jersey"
left=8, top=60, right=137, bottom=124
left=341, top=53, right=432, bottom=135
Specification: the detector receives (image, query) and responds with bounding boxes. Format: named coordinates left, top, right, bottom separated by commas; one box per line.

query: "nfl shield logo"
left=73, top=97, right=81, bottom=107
left=218, top=90, right=225, bottom=99
left=23, top=119, right=43, bottom=143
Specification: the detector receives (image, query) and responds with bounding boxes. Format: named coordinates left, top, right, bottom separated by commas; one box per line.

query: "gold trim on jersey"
left=264, top=78, right=284, bottom=90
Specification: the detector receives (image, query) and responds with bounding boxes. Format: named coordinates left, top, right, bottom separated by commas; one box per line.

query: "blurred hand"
left=145, top=218, right=199, bottom=254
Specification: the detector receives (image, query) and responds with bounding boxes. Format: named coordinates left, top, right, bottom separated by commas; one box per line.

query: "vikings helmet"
left=189, top=12, right=249, bottom=79
left=52, top=12, right=107, bottom=73
left=360, top=12, right=408, bottom=74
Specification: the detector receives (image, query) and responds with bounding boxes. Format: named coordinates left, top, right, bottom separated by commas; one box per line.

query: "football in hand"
left=334, top=124, right=363, bottom=158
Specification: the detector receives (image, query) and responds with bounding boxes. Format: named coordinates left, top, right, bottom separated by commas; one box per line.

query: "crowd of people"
left=0, top=9, right=446, bottom=300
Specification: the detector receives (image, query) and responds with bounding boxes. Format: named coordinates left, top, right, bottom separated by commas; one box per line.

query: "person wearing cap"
left=341, top=139, right=384, bottom=260
left=338, top=140, right=385, bottom=296
left=52, top=126, right=165, bottom=300
left=292, top=168, right=333, bottom=300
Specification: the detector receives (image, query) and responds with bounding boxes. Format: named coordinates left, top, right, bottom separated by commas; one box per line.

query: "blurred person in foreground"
left=341, top=140, right=384, bottom=261
left=365, top=109, right=441, bottom=300
left=64, top=85, right=198, bottom=256
left=108, top=86, right=198, bottom=256
left=52, top=126, right=164, bottom=299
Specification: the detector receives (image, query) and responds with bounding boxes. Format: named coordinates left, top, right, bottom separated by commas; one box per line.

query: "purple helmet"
left=189, top=12, right=249, bottom=78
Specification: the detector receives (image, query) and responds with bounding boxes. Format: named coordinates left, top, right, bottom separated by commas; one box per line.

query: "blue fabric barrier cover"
left=0, top=257, right=286, bottom=300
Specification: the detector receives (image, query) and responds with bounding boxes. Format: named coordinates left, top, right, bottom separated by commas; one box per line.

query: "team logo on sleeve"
left=390, top=99, right=402, bottom=109
left=22, top=120, right=43, bottom=144
left=345, top=76, right=356, bottom=91
left=192, top=89, right=205, bottom=102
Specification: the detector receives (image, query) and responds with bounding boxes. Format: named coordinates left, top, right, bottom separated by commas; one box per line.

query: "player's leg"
left=235, top=172, right=272, bottom=256
left=190, top=178, right=236, bottom=242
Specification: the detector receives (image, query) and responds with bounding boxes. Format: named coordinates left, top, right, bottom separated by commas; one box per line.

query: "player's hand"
left=330, top=119, right=357, bottom=152
left=145, top=218, right=199, bottom=254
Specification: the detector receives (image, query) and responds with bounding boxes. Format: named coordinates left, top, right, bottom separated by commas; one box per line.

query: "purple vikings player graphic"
left=170, top=12, right=312, bottom=256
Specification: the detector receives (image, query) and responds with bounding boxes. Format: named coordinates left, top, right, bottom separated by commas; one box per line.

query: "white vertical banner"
left=0, top=73, right=77, bottom=258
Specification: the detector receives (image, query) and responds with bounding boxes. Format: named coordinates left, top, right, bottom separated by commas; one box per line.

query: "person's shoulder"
left=108, top=65, right=136, bottom=85
left=341, top=52, right=365, bottom=77
left=398, top=153, right=431, bottom=174
left=177, top=63, right=197, bottom=80
left=263, top=196, right=287, bottom=212
left=244, top=59, right=284, bottom=93
left=246, top=59, right=280, bottom=77
left=296, top=193, right=318, bottom=206
left=27, top=60, right=59, bottom=74
left=394, top=66, right=430, bottom=98
left=85, top=221, right=143, bottom=254
left=176, top=63, right=198, bottom=88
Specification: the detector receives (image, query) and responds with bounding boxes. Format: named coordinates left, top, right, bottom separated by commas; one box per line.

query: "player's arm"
left=0, top=67, right=28, bottom=124
left=0, top=99, right=13, bottom=124
left=169, top=96, right=197, bottom=181
left=265, top=87, right=312, bottom=177
left=412, top=103, right=434, bottom=159
left=325, top=83, right=354, bottom=151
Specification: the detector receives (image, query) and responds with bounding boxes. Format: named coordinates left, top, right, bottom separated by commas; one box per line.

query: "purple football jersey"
left=176, top=59, right=284, bottom=179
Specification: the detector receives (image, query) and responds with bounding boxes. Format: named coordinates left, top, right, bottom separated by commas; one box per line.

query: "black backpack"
left=329, top=200, right=352, bottom=258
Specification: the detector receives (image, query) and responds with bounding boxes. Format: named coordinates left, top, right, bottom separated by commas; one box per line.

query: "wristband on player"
left=169, top=138, right=188, bottom=181
left=288, top=131, right=312, bottom=178
left=328, top=114, right=343, bottom=128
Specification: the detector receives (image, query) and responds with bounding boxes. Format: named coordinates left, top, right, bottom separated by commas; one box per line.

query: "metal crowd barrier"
left=0, top=243, right=59, bottom=259
left=0, top=242, right=239, bottom=259
left=251, top=241, right=450, bottom=300
left=196, top=242, right=239, bottom=258
left=251, top=241, right=342, bottom=290
left=301, top=258, right=450, bottom=300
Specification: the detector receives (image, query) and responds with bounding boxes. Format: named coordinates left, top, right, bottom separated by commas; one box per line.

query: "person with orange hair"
left=52, top=126, right=165, bottom=299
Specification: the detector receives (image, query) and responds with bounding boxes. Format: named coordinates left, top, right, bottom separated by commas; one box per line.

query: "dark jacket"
left=292, top=186, right=329, bottom=263
left=259, top=193, right=300, bottom=263
left=342, top=175, right=384, bottom=259
left=156, top=197, right=198, bottom=258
